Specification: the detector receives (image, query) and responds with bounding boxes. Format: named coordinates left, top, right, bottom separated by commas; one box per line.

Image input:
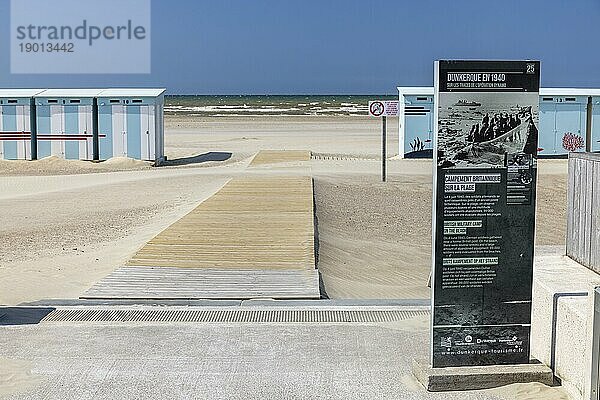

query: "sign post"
left=431, top=60, right=540, bottom=368
left=382, top=115, right=387, bottom=182
left=369, top=100, right=399, bottom=182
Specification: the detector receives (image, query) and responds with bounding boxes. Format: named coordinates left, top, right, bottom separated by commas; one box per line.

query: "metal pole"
left=92, top=97, right=99, bottom=161
left=382, top=116, right=387, bottom=182
left=587, top=96, right=593, bottom=153
left=550, top=291, right=588, bottom=374
left=29, top=98, right=37, bottom=161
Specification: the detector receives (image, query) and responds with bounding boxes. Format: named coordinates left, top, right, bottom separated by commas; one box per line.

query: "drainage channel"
left=40, top=308, right=429, bottom=324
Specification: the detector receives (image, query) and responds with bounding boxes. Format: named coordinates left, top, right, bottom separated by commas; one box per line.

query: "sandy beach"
left=0, top=115, right=567, bottom=305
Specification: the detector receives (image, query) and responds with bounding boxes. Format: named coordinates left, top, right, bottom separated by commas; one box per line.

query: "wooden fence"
left=567, top=152, right=600, bottom=272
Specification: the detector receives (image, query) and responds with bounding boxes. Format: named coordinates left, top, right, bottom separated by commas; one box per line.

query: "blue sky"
left=0, top=0, right=598, bottom=94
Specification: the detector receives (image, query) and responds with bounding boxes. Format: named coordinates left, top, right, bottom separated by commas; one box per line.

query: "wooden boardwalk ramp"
left=83, top=165, right=319, bottom=300
left=249, top=150, right=311, bottom=166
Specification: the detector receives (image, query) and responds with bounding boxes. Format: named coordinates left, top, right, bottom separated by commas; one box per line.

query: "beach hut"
left=34, top=89, right=103, bottom=160
left=397, top=87, right=435, bottom=158
left=0, top=89, right=45, bottom=160
left=397, top=86, right=600, bottom=158
left=96, top=88, right=165, bottom=164
left=587, top=93, right=600, bottom=153
left=537, top=89, right=598, bottom=156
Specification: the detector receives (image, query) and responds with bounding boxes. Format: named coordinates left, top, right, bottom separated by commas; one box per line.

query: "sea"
left=164, top=95, right=397, bottom=117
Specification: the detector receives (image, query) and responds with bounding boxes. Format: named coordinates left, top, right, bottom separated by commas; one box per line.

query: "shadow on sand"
left=163, top=152, right=232, bottom=166
left=0, top=307, right=55, bottom=325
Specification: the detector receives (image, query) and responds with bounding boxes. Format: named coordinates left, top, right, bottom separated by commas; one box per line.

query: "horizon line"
left=164, top=93, right=399, bottom=96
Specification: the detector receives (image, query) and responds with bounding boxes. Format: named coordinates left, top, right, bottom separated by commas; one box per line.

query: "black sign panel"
left=432, top=60, right=540, bottom=367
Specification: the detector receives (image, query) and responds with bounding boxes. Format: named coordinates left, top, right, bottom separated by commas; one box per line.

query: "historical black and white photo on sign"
left=437, top=92, right=539, bottom=168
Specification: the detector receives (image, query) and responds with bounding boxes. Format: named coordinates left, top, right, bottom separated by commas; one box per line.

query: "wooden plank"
left=569, top=158, right=579, bottom=260
left=576, top=158, right=586, bottom=264
left=567, top=154, right=600, bottom=271
left=82, top=266, right=320, bottom=300
left=566, top=156, right=575, bottom=256
left=249, top=150, right=311, bottom=166
left=126, top=174, right=315, bottom=271
left=568, top=156, right=583, bottom=262
left=591, top=161, right=600, bottom=272
left=582, top=159, right=590, bottom=266
left=584, top=159, right=593, bottom=266
left=83, top=154, right=319, bottom=299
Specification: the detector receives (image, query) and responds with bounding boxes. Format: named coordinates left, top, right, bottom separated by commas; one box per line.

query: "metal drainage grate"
left=311, top=154, right=376, bottom=161
left=42, top=308, right=429, bottom=323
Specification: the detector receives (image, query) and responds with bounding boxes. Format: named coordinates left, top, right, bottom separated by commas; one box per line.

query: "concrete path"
left=0, top=304, right=528, bottom=400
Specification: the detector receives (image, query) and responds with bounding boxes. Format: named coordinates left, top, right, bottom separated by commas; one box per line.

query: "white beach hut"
left=96, top=88, right=165, bottom=164
left=397, top=87, right=435, bottom=159
left=397, top=86, right=600, bottom=158
left=34, top=89, right=104, bottom=160
left=592, top=95, right=600, bottom=153
left=538, top=88, right=600, bottom=156
left=0, top=89, right=45, bottom=160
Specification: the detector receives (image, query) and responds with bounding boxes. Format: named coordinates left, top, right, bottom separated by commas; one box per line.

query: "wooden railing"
left=567, top=152, right=600, bottom=272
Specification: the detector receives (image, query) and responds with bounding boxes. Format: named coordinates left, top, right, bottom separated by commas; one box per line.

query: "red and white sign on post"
left=368, top=100, right=399, bottom=182
left=368, top=100, right=399, bottom=117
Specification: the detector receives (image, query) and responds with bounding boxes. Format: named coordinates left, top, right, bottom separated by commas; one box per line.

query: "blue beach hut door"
left=0, top=104, right=31, bottom=160
left=98, top=100, right=157, bottom=161
left=592, top=102, right=600, bottom=152
left=113, top=105, right=127, bottom=157
left=49, top=106, right=65, bottom=158
left=125, top=105, right=155, bottom=160
left=138, top=105, right=155, bottom=161
left=125, top=105, right=144, bottom=160
left=555, top=102, right=584, bottom=153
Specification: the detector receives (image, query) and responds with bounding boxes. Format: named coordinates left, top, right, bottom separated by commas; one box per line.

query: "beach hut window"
left=132, top=99, right=143, bottom=103
left=7, top=99, right=17, bottom=104
left=542, top=97, right=554, bottom=101
left=110, top=99, right=120, bottom=104
left=417, top=97, right=428, bottom=101
left=565, top=97, right=576, bottom=102
left=69, top=99, right=81, bottom=104
left=48, top=99, right=58, bottom=103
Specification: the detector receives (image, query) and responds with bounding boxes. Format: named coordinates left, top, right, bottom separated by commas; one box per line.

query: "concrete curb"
left=412, top=358, right=554, bottom=391
left=18, top=298, right=431, bottom=308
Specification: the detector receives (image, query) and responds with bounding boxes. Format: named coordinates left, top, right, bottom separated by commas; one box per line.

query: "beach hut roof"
left=99, top=88, right=166, bottom=97
left=36, top=89, right=105, bottom=98
left=0, top=89, right=46, bottom=98
left=397, top=86, right=434, bottom=95
left=397, top=86, right=600, bottom=97
left=540, top=88, right=600, bottom=97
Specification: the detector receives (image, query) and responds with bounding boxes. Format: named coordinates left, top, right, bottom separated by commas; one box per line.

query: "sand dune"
left=312, top=158, right=567, bottom=299
left=0, top=155, right=152, bottom=176
left=314, top=174, right=432, bottom=299
left=0, top=169, right=235, bottom=304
